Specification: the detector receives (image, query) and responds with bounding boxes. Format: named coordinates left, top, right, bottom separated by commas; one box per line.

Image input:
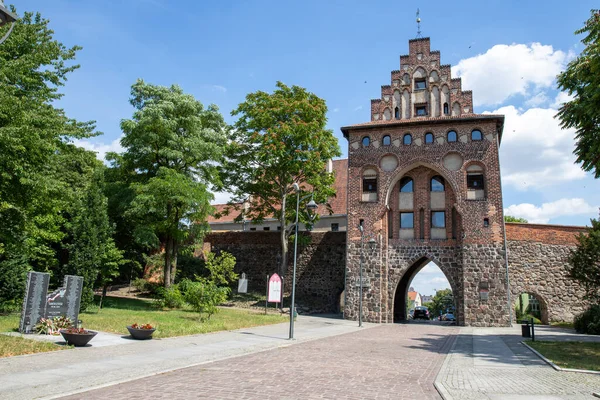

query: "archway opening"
left=393, top=258, right=453, bottom=322
left=514, top=292, right=549, bottom=325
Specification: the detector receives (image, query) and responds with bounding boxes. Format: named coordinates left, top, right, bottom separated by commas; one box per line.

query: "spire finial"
left=416, top=9, right=422, bottom=38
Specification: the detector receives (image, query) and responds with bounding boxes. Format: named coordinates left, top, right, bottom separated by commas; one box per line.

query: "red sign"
left=268, top=273, right=282, bottom=303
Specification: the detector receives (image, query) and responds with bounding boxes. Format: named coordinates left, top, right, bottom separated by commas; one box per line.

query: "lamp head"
left=306, top=199, right=318, bottom=212
left=292, top=183, right=300, bottom=193
left=368, top=238, right=377, bottom=249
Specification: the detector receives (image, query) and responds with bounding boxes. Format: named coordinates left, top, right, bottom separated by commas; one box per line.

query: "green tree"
left=504, top=215, right=528, bottom=223
left=66, top=169, right=124, bottom=310
left=220, top=82, right=341, bottom=277
left=567, top=218, right=600, bottom=303
left=0, top=9, right=98, bottom=305
left=110, top=80, right=228, bottom=288
left=556, top=10, right=600, bottom=178
left=428, top=289, right=454, bottom=318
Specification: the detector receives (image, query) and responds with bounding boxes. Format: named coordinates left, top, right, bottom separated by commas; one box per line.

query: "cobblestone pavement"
left=435, top=327, right=600, bottom=400
left=61, top=323, right=457, bottom=400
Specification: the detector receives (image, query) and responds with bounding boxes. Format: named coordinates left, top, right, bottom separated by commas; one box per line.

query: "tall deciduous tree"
left=0, top=9, right=98, bottom=306
left=504, top=215, right=528, bottom=223
left=110, top=80, right=227, bottom=287
left=556, top=9, right=600, bottom=178
left=220, top=82, right=341, bottom=278
left=567, top=218, right=600, bottom=303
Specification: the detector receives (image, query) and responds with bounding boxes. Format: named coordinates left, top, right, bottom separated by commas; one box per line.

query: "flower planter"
left=59, top=329, right=97, bottom=347
left=127, top=325, right=156, bottom=340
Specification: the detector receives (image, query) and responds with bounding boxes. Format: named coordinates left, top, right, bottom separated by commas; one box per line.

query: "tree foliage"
left=109, top=80, right=227, bottom=287
left=504, top=215, right=528, bottom=223
left=556, top=10, right=600, bottom=178
left=567, top=218, right=600, bottom=303
left=426, top=289, right=454, bottom=318
left=0, top=9, right=99, bottom=306
left=220, top=82, right=341, bottom=276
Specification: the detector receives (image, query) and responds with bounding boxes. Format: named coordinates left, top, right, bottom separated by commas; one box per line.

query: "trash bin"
left=521, top=321, right=531, bottom=338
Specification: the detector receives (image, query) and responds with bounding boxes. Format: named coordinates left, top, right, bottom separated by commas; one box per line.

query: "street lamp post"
left=0, top=1, right=17, bottom=45
left=289, top=183, right=318, bottom=340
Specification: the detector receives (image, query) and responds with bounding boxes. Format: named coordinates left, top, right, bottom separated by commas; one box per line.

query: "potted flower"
left=59, top=327, right=97, bottom=347
left=126, top=323, right=156, bottom=340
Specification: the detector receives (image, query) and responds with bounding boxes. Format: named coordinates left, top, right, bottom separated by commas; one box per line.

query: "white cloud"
left=524, top=92, right=549, bottom=108
left=211, top=85, right=227, bottom=93
left=353, top=105, right=363, bottom=111
left=74, top=135, right=124, bottom=162
left=332, top=108, right=340, bottom=113
left=211, top=191, right=234, bottom=205
left=551, top=91, right=574, bottom=109
left=492, top=105, right=585, bottom=190
left=453, top=43, right=570, bottom=106
left=504, top=198, right=597, bottom=224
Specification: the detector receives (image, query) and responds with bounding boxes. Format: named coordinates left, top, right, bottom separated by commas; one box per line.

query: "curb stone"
left=433, top=333, right=460, bottom=400
left=521, top=341, right=600, bottom=375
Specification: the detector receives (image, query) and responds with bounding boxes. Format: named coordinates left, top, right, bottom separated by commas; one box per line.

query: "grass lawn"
left=0, top=296, right=287, bottom=345
left=528, top=341, right=600, bottom=371
left=0, top=335, right=66, bottom=358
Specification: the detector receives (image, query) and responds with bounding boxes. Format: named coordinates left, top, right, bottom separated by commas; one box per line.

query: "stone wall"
left=204, top=232, right=346, bottom=313
left=506, top=223, right=588, bottom=323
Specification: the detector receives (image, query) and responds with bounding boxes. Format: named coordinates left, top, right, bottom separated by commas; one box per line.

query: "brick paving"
left=61, top=323, right=457, bottom=400
left=435, top=327, right=600, bottom=400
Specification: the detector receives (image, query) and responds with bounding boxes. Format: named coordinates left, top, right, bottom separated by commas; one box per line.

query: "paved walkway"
left=0, top=315, right=375, bottom=400
left=435, top=325, right=600, bottom=400
left=59, top=323, right=457, bottom=400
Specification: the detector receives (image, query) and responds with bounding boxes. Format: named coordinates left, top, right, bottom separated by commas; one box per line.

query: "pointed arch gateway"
left=391, top=255, right=462, bottom=323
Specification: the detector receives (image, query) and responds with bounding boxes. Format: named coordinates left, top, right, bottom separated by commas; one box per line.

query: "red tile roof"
left=207, top=159, right=348, bottom=223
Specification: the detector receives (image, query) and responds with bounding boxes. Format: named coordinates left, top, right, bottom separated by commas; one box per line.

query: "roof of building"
left=207, top=159, right=348, bottom=224
left=340, top=114, right=505, bottom=139
left=407, top=291, right=419, bottom=301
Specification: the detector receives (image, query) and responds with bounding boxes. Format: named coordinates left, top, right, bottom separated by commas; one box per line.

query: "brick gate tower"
left=341, top=37, right=509, bottom=326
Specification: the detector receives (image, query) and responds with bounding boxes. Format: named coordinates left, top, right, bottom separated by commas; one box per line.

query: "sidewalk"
left=435, top=325, right=600, bottom=400
left=0, top=315, right=373, bottom=400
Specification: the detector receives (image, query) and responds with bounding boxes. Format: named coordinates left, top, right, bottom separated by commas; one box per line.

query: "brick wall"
left=505, top=222, right=586, bottom=246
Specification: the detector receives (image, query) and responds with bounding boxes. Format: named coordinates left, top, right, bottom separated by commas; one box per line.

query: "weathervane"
left=416, top=8, right=422, bottom=38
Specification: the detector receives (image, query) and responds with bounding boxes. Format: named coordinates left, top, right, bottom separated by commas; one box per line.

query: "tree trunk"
left=170, top=240, right=178, bottom=285
left=99, top=285, right=108, bottom=309
left=164, top=236, right=172, bottom=288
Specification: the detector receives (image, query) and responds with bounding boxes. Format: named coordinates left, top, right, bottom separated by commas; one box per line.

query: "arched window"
left=425, top=132, right=434, bottom=144
left=447, top=130, right=457, bottom=142
left=443, top=102, right=449, bottom=115
left=466, top=164, right=485, bottom=200
left=382, top=135, right=391, bottom=146
left=471, top=129, right=482, bottom=141
left=403, top=134, right=412, bottom=145
left=362, top=136, right=370, bottom=147
left=431, top=176, right=445, bottom=192
left=394, top=107, right=400, bottom=119
left=400, top=177, right=413, bottom=192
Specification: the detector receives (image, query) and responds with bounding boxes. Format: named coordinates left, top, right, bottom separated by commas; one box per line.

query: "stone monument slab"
left=19, top=272, right=50, bottom=334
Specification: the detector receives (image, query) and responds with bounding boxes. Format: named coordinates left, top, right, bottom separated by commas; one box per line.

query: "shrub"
left=156, top=285, right=185, bottom=309
left=132, top=278, right=161, bottom=295
left=574, top=304, right=600, bottom=335
left=184, top=279, right=230, bottom=319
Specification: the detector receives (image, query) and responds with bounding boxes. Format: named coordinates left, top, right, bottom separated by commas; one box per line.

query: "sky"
left=16, top=0, right=599, bottom=296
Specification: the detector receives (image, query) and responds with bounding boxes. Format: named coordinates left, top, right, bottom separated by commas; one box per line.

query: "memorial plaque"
left=19, top=272, right=50, bottom=333
left=237, top=273, right=248, bottom=294
left=46, top=275, right=83, bottom=323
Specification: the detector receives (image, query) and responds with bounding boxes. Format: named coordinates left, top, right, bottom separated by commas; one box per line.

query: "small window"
left=425, top=133, right=434, bottom=144
left=443, top=103, right=449, bottom=115
left=447, top=130, right=457, bottom=142
left=400, top=212, right=414, bottom=228
left=431, top=176, right=445, bottom=192
left=403, top=134, right=412, bottom=145
left=331, top=223, right=339, bottom=232
left=467, top=174, right=484, bottom=189
left=277, top=226, right=282, bottom=231
left=250, top=227, right=256, bottom=231
left=415, top=106, right=427, bottom=116
left=483, top=218, right=489, bottom=227
left=394, top=107, right=400, bottom=119
left=382, top=135, right=391, bottom=146
left=431, top=211, right=446, bottom=228
left=362, top=136, right=370, bottom=147
left=263, top=227, right=270, bottom=231
left=400, top=177, right=413, bottom=193
left=388, top=211, right=393, bottom=239
left=363, top=178, right=377, bottom=193
left=471, top=129, right=482, bottom=141
left=415, top=78, right=427, bottom=90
